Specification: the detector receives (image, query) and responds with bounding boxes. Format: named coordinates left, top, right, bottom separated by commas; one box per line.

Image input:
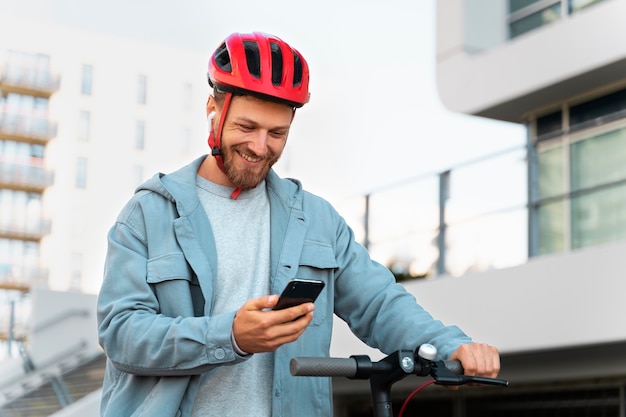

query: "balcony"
left=0, top=113, right=57, bottom=144
left=0, top=162, right=54, bottom=192
left=0, top=65, right=60, bottom=99
left=0, top=263, right=48, bottom=292
left=0, top=219, right=52, bottom=242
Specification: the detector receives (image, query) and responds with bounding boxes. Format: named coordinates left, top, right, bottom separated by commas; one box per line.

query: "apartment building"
left=0, top=17, right=209, bottom=415
left=0, top=46, right=58, bottom=362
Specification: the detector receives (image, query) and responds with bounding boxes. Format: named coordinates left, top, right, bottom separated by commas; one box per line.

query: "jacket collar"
left=139, top=155, right=304, bottom=215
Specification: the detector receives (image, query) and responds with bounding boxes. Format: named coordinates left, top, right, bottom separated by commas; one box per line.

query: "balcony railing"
left=0, top=162, right=54, bottom=192
left=0, top=219, right=52, bottom=242
left=0, top=65, right=60, bottom=98
left=0, top=113, right=57, bottom=144
left=334, top=145, right=529, bottom=278
left=0, top=264, right=48, bottom=292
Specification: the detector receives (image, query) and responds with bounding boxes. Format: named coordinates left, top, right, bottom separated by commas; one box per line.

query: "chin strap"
left=230, top=188, right=242, bottom=199
left=207, top=92, right=242, bottom=199
left=208, top=92, right=233, bottom=173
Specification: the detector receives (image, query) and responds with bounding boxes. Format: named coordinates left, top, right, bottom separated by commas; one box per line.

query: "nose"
left=248, top=130, right=269, bottom=156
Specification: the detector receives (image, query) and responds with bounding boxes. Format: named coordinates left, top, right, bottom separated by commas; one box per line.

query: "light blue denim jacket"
left=97, top=156, right=472, bottom=417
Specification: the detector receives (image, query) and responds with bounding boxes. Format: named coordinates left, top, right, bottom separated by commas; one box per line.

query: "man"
left=97, top=32, right=499, bottom=417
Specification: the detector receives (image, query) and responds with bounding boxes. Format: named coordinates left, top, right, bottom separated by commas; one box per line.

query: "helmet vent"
left=292, top=53, right=302, bottom=87
left=214, top=42, right=232, bottom=72
left=270, top=42, right=283, bottom=86
left=243, top=41, right=261, bottom=79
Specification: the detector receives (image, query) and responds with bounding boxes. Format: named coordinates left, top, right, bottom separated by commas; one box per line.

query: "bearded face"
left=220, top=142, right=281, bottom=190
left=203, top=94, right=293, bottom=190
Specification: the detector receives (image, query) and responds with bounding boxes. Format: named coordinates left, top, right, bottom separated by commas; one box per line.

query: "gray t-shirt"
left=191, top=176, right=273, bottom=417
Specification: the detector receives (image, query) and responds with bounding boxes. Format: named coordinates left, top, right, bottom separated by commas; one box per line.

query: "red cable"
left=398, top=379, right=436, bottom=417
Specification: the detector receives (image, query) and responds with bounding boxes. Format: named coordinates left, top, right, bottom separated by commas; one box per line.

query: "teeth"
left=239, top=150, right=261, bottom=162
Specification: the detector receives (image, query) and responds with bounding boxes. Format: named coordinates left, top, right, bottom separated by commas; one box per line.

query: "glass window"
left=571, top=184, right=626, bottom=249
left=137, top=74, right=147, bottom=105
left=538, top=144, right=564, bottom=199
left=510, top=3, right=561, bottom=39
left=509, top=0, right=543, bottom=14
left=569, top=0, right=606, bottom=13
left=570, top=128, right=626, bottom=192
left=538, top=200, right=566, bottom=255
left=135, top=120, right=145, bottom=150
left=509, top=0, right=607, bottom=40
left=78, top=110, right=91, bottom=142
left=569, top=88, right=626, bottom=130
left=536, top=110, right=562, bottom=139
left=75, top=157, right=87, bottom=189
left=81, top=64, right=93, bottom=95
left=532, top=89, right=626, bottom=257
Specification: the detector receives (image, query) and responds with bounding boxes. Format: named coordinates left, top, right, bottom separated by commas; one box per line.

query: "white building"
left=337, top=0, right=624, bottom=415
left=0, top=17, right=209, bottom=416
left=332, top=0, right=626, bottom=414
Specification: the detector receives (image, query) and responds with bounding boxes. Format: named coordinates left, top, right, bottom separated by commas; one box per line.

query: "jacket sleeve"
left=327, top=205, right=473, bottom=360
left=97, top=196, right=248, bottom=376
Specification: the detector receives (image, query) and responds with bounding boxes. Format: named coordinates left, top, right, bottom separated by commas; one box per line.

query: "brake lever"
left=430, top=360, right=509, bottom=387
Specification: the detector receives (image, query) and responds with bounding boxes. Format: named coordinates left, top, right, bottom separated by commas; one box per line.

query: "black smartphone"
left=273, top=279, right=325, bottom=310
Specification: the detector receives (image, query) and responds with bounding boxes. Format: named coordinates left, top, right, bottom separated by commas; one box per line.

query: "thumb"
left=244, top=294, right=279, bottom=311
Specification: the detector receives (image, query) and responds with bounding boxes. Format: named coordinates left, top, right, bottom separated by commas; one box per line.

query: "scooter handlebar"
left=290, top=357, right=358, bottom=377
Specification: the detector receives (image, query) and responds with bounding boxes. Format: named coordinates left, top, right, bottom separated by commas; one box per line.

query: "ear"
left=206, top=95, right=217, bottom=117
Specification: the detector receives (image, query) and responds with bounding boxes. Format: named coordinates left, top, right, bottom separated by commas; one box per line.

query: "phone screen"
left=273, top=279, right=325, bottom=310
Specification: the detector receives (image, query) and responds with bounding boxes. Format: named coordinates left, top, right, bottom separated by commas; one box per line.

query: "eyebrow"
left=232, top=116, right=291, bottom=131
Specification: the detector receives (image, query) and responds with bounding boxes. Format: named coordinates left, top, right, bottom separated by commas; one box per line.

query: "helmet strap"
left=207, top=92, right=233, bottom=173
left=207, top=92, right=242, bottom=199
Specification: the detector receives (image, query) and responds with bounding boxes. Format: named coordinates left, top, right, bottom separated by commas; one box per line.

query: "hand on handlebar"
left=290, top=344, right=508, bottom=417
left=232, top=295, right=315, bottom=353
left=449, top=343, right=500, bottom=380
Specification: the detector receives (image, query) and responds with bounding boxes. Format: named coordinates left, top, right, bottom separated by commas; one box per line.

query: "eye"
left=269, top=130, right=288, bottom=139
left=233, top=123, right=255, bottom=133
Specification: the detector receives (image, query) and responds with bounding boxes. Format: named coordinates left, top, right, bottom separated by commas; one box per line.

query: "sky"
left=1, top=0, right=525, bottom=203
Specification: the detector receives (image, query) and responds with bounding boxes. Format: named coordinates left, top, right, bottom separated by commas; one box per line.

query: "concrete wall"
left=331, top=240, right=626, bottom=358
left=436, top=0, right=626, bottom=121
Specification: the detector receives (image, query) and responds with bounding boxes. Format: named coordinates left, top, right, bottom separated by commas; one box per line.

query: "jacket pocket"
left=295, top=241, right=338, bottom=326
left=147, top=252, right=201, bottom=317
left=147, top=252, right=196, bottom=284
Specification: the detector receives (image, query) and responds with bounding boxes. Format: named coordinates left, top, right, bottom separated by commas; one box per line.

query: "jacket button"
left=214, top=348, right=225, bottom=360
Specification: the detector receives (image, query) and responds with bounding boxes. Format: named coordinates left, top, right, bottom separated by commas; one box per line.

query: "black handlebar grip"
left=290, top=357, right=358, bottom=377
left=441, top=360, right=464, bottom=375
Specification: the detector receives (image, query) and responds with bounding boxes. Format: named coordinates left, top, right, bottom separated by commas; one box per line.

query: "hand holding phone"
left=273, top=279, right=325, bottom=310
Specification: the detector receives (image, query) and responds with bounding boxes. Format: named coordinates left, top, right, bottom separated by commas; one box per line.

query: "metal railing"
left=0, top=162, right=54, bottom=191
left=0, top=113, right=58, bottom=143
left=0, top=65, right=61, bottom=97
left=334, top=145, right=529, bottom=279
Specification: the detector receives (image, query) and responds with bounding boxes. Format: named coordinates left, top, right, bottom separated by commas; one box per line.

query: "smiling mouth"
left=237, top=149, right=263, bottom=163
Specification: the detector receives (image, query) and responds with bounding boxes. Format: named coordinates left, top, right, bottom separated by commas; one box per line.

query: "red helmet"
left=208, top=32, right=310, bottom=108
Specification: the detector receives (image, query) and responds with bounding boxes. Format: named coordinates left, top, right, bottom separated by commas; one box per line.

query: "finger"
left=488, top=346, right=501, bottom=378
left=272, top=302, right=315, bottom=323
left=261, top=311, right=314, bottom=350
left=242, top=295, right=279, bottom=311
left=469, top=344, right=500, bottom=378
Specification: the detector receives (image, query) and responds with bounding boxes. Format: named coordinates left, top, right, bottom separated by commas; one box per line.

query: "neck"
left=198, top=155, right=234, bottom=188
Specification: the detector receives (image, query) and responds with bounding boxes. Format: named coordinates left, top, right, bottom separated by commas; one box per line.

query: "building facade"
left=0, top=46, right=58, bottom=351
left=369, top=0, right=626, bottom=415
left=320, top=0, right=626, bottom=414
left=0, top=17, right=209, bottom=358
